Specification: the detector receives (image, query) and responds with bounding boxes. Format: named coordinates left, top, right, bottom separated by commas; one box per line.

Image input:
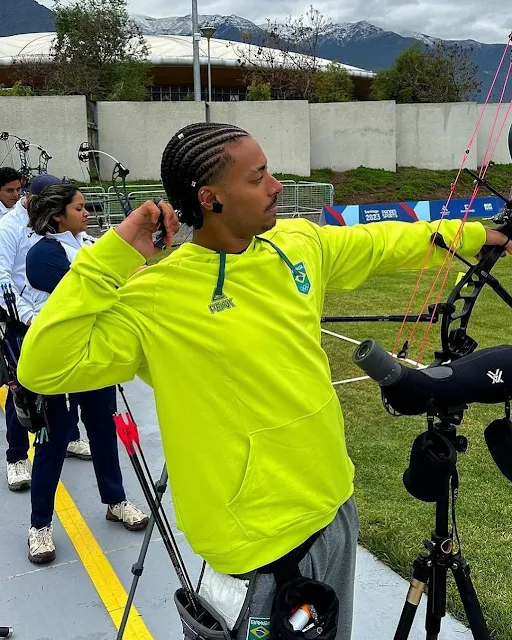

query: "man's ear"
left=199, top=187, right=223, bottom=213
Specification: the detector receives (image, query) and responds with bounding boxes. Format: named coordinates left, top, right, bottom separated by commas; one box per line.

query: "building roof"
left=0, top=32, right=375, bottom=79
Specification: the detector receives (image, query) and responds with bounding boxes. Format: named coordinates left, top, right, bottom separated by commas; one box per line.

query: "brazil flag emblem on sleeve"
left=292, top=261, right=311, bottom=295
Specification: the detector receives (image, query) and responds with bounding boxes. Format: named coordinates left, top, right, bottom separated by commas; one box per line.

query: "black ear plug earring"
left=212, top=202, right=223, bottom=213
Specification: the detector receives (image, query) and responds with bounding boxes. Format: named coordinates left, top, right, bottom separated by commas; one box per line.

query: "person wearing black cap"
left=0, top=175, right=91, bottom=493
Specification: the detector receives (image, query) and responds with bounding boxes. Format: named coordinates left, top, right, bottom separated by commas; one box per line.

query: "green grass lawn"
left=321, top=258, right=512, bottom=638
left=276, top=164, right=512, bottom=206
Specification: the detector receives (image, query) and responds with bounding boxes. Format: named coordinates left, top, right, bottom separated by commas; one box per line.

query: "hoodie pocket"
left=226, top=393, right=353, bottom=541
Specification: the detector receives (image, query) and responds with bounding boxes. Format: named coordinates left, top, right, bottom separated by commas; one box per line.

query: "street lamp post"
left=200, top=25, right=217, bottom=102
left=191, top=0, right=201, bottom=101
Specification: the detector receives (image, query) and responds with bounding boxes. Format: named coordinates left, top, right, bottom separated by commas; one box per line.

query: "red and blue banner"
left=320, top=196, right=503, bottom=226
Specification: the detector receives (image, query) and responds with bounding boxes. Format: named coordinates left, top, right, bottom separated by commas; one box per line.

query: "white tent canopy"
left=0, top=32, right=375, bottom=79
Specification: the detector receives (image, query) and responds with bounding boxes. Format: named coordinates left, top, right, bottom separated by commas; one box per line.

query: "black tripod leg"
left=116, top=464, right=168, bottom=640
left=451, top=554, right=490, bottom=640
left=394, top=555, right=429, bottom=640
left=425, top=562, right=447, bottom=640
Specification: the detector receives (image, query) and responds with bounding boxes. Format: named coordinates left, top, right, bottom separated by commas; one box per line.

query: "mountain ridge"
left=1, top=1, right=509, bottom=101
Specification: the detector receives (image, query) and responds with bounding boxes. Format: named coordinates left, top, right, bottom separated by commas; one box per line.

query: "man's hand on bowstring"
left=115, top=199, right=179, bottom=258
left=476, top=228, right=512, bottom=259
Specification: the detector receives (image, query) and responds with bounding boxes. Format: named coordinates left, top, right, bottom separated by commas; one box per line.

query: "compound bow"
left=323, top=35, right=512, bottom=369
left=427, top=168, right=512, bottom=365
left=391, top=111, right=512, bottom=368
left=77, top=142, right=166, bottom=249
left=78, top=142, right=131, bottom=220
left=0, top=131, right=52, bottom=183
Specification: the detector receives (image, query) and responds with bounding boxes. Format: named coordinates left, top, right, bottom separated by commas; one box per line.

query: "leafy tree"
left=0, top=81, right=32, bottom=96
left=236, top=5, right=333, bottom=102
left=372, top=42, right=480, bottom=103
left=105, top=59, right=153, bottom=101
left=314, top=62, right=353, bottom=102
left=13, top=0, right=152, bottom=101
left=247, top=76, right=271, bottom=100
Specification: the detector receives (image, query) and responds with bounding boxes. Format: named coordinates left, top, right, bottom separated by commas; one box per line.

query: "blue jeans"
left=31, top=386, right=126, bottom=528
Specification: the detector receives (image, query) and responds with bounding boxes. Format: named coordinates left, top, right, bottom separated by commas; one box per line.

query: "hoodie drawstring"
left=213, top=251, right=227, bottom=299
left=212, top=237, right=300, bottom=300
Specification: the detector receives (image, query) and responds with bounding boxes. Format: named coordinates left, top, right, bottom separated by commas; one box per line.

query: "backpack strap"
left=258, top=527, right=325, bottom=593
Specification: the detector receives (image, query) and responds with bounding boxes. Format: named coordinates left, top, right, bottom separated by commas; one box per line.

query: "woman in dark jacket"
left=24, top=183, right=149, bottom=564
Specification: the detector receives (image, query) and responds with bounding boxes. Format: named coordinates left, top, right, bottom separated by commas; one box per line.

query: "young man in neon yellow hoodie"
left=18, top=123, right=512, bottom=639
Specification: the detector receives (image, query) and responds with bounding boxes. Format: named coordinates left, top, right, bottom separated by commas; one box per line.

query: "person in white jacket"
left=0, top=175, right=91, bottom=493
left=23, top=182, right=149, bottom=563
left=0, top=167, right=22, bottom=219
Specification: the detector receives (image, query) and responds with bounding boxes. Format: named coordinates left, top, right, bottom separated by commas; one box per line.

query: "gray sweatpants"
left=234, top=496, right=360, bottom=640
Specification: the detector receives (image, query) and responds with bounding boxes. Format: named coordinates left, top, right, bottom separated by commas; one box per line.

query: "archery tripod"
left=116, top=462, right=170, bottom=640
left=322, top=311, right=490, bottom=638
left=393, top=406, right=489, bottom=640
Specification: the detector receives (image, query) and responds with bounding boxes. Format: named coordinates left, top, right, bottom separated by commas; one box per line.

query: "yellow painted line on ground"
left=1, top=387, right=153, bottom=640
left=0, top=386, right=7, bottom=411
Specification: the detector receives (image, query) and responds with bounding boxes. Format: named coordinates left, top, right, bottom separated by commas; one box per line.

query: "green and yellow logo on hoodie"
left=209, top=290, right=236, bottom=314
left=293, top=261, right=311, bottom=295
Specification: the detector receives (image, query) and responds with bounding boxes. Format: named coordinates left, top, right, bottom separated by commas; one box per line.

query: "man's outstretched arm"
left=314, top=219, right=510, bottom=292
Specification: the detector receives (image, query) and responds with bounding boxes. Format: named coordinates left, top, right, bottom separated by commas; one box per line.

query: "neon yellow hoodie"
left=18, top=217, right=486, bottom=574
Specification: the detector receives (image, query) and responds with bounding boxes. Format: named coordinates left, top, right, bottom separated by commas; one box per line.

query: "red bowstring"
left=391, top=34, right=512, bottom=362
left=485, top=87, right=512, bottom=168
left=414, top=57, right=512, bottom=363
left=414, top=80, right=512, bottom=363
left=481, top=60, right=512, bottom=171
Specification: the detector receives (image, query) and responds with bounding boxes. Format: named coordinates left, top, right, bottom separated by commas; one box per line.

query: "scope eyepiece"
left=353, top=339, right=403, bottom=387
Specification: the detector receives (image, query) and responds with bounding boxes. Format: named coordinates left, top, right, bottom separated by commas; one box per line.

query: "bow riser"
left=436, top=210, right=512, bottom=363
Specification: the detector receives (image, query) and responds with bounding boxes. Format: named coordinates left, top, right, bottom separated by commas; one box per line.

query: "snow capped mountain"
left=254, top=19, right=386, bottom=43
left=393, top=27, right=484, bottom=49
left=131, top=14, right=262, bottom=39
left=322, top=21, right=387, bottom=42
left=126, top=12, right=509, bottom=102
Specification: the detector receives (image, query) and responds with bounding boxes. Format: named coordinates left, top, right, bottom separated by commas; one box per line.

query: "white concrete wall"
left=0, top=96, right=88, bottom=180
left=209, top=101, right=310, bottom=176
left=1, top=97, right=510, bottom=183
left=396, top=102, right=479, bottom=170
left=310, top=101, right=396, bottom=171
left=477, top=104, right=512, bottom=166
left=96, top=101, right=206, bottom=180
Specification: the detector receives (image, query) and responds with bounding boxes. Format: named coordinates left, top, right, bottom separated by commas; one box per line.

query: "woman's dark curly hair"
left=160, top=122, right=250, bottom=229
left=27, top=183, right=80, bottom=236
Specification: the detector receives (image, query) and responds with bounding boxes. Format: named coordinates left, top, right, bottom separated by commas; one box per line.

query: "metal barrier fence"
left=296, top=181, right=334, bottom=215
left=82, top=180, right=334, bottom=234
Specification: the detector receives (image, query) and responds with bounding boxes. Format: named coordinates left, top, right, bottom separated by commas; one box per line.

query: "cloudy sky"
left=36, top=0, right=511, bottom=44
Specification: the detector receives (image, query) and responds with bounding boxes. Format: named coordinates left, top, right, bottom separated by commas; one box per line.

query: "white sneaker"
left=106, top=500, right=150, bottom=531
left=6, top=459, right=31, bottom=491
left=28, top=525, right=56, bottom=564
left=66, top=438, right=92, bottom=460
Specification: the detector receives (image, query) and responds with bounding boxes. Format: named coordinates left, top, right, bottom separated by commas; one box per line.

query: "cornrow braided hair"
left=160, top=122, right=250, bottom=229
